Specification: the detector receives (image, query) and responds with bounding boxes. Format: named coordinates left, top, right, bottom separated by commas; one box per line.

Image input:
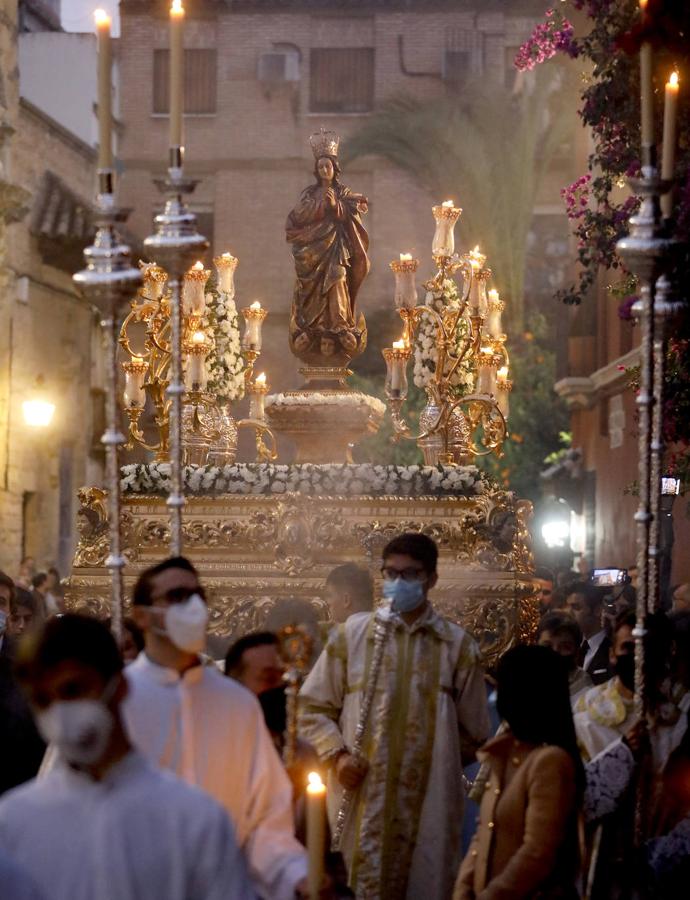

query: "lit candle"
left=496, top=366, right=510, bottom=419
left=169, top=0, right=185, bottom=150
left=390, top=253, right=419, bottom=309
left=123, top=357, right=147, bottom=409
left=432, top=201, right=462, bottom=258
left=186, top=330, right=208, bottom=389
left=249, top=372, right=268, bottom=420
left=182, top=261, right=208, bottom=316
left=94, top=9, right=113, bottom=170
left=486, top=288, right=504, bottom=338
left=242, top=301, right=265, bottom=351
left=214, top=252, right=238, bottom=296
left=661, top=71, right=679, bottom=218
left=468, top=247, right=488, bottom=315
left=306, top=772, right=326, bottom=900
left=639, top=0, right=653, bottom=148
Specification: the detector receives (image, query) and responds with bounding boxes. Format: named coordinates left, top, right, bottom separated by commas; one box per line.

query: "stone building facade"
left=0, top=0, right=104, bottom=577
left=118, top=0, right=563, bottom=389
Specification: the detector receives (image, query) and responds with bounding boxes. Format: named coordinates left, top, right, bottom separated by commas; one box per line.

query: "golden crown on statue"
left=309, top=127, right=340, bottom=159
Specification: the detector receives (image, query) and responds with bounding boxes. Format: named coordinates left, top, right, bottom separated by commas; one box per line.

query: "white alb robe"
left=123, top=653, right=306, bottom=900
left=299, top=606, right=490, bottom=900
left=0, top=751, right=254, bottom=900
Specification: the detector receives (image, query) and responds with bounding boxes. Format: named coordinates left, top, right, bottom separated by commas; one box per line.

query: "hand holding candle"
left=306, top=772, right=326, bottom=900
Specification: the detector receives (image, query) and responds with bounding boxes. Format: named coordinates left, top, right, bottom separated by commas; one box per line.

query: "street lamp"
left=23, top=377, right=55, bottom=428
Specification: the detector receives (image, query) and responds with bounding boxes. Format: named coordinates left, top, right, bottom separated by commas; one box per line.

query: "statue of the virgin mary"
left=286, top=128, right=370, bottom=368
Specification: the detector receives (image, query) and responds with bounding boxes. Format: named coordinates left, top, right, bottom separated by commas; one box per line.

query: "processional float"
left=70, top=3, right=537, bottom=667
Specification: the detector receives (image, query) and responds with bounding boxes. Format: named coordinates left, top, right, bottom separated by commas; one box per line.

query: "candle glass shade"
left=249, top=381, right=269, bottom=421
left=185, top=343, right=209, bottom=392
left=469, top=269, right=491, bottom=316
left=477, top=353, right=499, bottom=396
left=496, top=379, right=512, bottom=420
left=382, top=346, right=411, bottom=401
left=182, top=266, right=209, bottom=317
left=390, top=258, right=419, bottom=309
left=123, top=359, right=148, bottom=409
left=241, top=306, right=267, bottom=351
left=214, top=253, right=238, bottom=298
left=141, top=263, right=168, bottom=300
left=431, top=204, right=462, bottom=259
left=486, top=296, right=505, bottom=339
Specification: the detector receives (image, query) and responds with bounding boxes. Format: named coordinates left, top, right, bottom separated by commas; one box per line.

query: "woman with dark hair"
left=286, top=129, right=370, bottom=367
left=455, top=645, right=583, bottom=900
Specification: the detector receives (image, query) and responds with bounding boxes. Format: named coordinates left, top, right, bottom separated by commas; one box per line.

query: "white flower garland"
left=266, top=392, right=386, bottom=417
left=121, top=462, right=486, bottom=497
left=413, top=277, right=475, bottom=396
left=202, top=287, right=245, bottom=402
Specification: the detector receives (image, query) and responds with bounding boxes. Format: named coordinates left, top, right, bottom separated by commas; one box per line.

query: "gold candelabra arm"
left=237, top=418, right=278, bottom=462
left=242, top=349, right=260, bottom=388
left=124, top=407, right=168, bottom=459
left=447, top=394, right=508, bottom=458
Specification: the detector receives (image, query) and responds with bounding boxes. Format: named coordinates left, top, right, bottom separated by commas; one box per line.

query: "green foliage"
left=479, top=314, right=569, bottom=502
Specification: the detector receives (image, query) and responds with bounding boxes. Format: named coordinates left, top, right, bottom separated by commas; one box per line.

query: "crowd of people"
left=0, top=540, right=689, bottom=899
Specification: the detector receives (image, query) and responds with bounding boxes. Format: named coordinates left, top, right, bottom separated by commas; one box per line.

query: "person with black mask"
left=455, top=645, right=583, bottom=900
left=537, top=611, right=592, bottom=699
left=573, top=610, right=637, bottom=761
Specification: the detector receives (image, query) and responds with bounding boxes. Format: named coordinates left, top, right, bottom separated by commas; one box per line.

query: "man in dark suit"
left=566, top=582, right=612, bottom=685
left=0, top=571, right=45, bottom=795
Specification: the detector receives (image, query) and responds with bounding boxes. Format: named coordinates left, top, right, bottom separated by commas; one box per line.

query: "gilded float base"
left=69, top=487, right=538, bottom=666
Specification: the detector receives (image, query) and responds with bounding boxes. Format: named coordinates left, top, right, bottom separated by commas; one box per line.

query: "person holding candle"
left=299, top=533, right=490, bottom=900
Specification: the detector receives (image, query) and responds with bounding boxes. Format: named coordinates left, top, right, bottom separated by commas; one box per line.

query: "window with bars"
left=153, top=49, right=217, bottom=115
left=309, top=48, right=374, bottom=114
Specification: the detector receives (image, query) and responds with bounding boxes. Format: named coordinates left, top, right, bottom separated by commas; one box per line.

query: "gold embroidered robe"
left=299, top=606, right=490, bottom=900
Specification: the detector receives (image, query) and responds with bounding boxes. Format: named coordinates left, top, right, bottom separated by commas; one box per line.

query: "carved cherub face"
left=317, top=156, right=334, bottom=183
left=320, top=336, right=336, bottom=357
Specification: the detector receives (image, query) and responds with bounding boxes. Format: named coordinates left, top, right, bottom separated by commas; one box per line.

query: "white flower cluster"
left=266, top=392, right=386, bottom=417
left=203, top=287, right=245, bottom=402
left=413, top=278, right=475, bottom=397
left=120, top=463, right=486, bottom=497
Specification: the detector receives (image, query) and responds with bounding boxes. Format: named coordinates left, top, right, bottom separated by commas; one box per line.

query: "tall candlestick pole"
left=94, top=9, right=113, bottom=170
left=169, top=0, right=185, bottom=152
left=639, top=0, right=654, bottom=157
left=661, top=72, right=679, bottom=219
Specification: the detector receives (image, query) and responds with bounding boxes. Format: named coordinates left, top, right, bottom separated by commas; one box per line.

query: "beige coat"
left=455, top=732, right=579, bottom=900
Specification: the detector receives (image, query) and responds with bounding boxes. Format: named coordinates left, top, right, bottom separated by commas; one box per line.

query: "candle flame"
left=307, top=772, right=324, bottom=789
left=442, top=200, right=454, bottom=208
left=639, top=0, right=648, bottom=9
left=94, top=8, right=110, bottom=26
left=399, top=252, right=413, bottom=261
left=392, top=339, right=406, bottom=350
left=255, top=372, right=267, bottom=385
left=669, top=71, right=679, bottom=89
left=222, top=251, right=235, bottom=259
left=488, top=289, right=500, bottom=301
left=250, top=301, right=262, bottom=310
left=192, top=261, right=204, bottom=271
left=497, top=366, right=509, bottom=379
left=480, top=346, right=493, bottom=356
left=192, top=330, right=206, bottom=344
left=171, top=0, right=184, bottom=14
left=132, top=356, right=145, bottom=365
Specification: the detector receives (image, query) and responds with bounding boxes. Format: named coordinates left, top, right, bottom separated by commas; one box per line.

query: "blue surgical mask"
left=382, top=578, right=426, bottom=613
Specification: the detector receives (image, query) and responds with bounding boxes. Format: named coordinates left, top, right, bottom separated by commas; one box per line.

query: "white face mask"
left=35, top=678, right=117, bottom=766
left=152, top=593, right=208, bottom=654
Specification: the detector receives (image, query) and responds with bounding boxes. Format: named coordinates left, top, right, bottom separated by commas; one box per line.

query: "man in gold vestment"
left=299, top=533, right=490, bottom=900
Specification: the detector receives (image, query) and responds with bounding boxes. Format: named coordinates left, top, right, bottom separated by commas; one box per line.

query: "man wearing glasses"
left=125, top=557, right=309, bottom=900
left=299, top=533, right=489, bottom=900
